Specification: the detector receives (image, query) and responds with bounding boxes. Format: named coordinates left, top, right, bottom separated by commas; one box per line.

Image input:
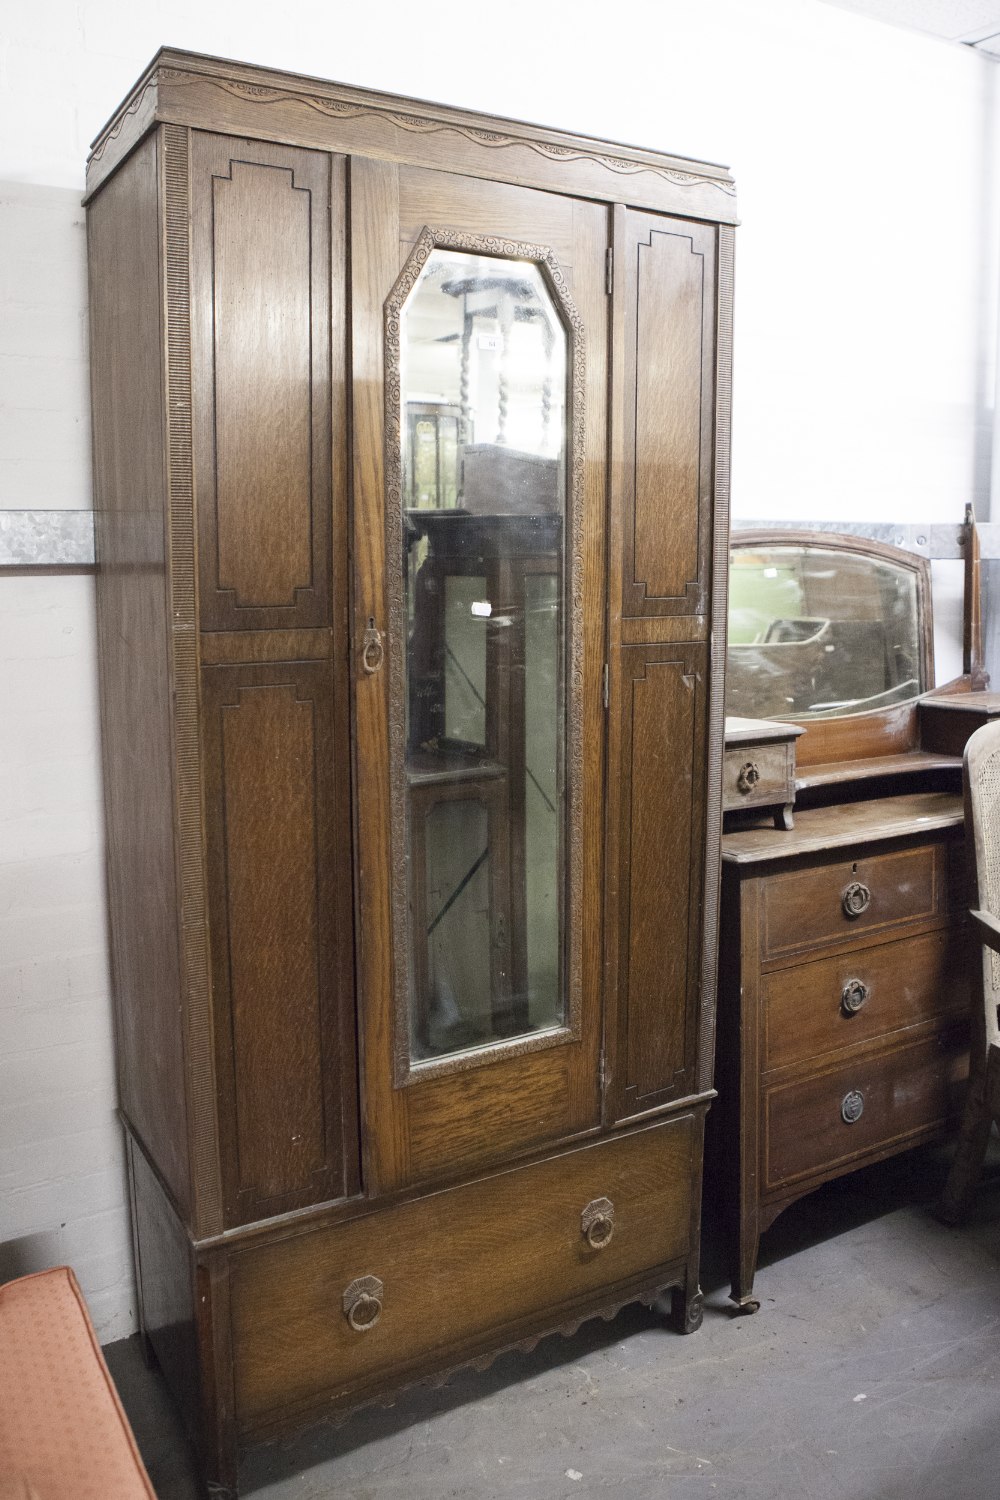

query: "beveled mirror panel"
left=727, top=538, right=930, bottom=720
left=395, top=245, right=570, bottom=1067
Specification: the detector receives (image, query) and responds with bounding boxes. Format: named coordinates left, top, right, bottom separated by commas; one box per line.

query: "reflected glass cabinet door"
left=400, top=249, right=568, bottom=1064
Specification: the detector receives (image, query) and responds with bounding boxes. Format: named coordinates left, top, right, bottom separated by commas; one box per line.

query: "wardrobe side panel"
left=89, top=133, right=191, bottom=1214
left=128, top=1135, right=199, bottom=1441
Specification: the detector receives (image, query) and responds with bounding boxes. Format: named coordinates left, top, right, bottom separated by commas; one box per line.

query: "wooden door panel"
left=618, top=211, right=717, bottom=622
left=608, top=644, right=708, bottom=1118
left=351, top=159, right=608, bottom=1192
left=202, top=661, right=357, bottom=1223
left=397, top=164, right=578, bottom=268
left=191, top=135, right=341, bottom=632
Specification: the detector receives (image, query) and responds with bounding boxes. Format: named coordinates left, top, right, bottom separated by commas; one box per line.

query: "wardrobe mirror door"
left=352, top=161, right=606, bottom=1190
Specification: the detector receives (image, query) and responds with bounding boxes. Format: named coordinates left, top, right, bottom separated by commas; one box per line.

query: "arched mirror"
left=727, top=531, right=934, bottom=724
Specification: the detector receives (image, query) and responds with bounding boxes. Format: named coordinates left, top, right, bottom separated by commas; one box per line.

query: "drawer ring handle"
left=842, top=882, right=872, bottom=919
left=343, top=1275, right=384, bottom=1332
left=581, top=1197, right=615, bottom=1250
left=737, top=762, right=761, bottom=795
left=841, top=978, right=870, bottom=1016
left=841, top=1090, right=865, bottom=1125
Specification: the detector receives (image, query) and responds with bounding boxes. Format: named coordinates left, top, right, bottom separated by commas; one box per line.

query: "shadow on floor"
left=104, top=1138, right=1000, bottom=1499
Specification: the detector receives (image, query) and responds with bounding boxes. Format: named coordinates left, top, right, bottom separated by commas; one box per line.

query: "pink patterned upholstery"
left=0, top=1267, right=155, bottom=1500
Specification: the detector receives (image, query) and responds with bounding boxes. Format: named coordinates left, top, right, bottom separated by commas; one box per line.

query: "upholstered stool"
left=0, top=1266, right=154, bottom=1500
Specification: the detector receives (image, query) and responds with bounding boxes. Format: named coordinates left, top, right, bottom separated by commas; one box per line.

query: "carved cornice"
left=159, top=69, right=736, bottom=197
left=90, top=76, right=157, bottom=164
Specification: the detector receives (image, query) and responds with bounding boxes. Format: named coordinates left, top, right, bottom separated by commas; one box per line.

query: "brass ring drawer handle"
left=842, top=881, right=871, bottom=918
left=581, top=1197, right=615, bottom=1250
left=841, top=1090, right=864, bottom=1124
left=343, top=1275, right=384, bottom=1332
left=841, top=978, right=870, bottom=1016
left=737, top=762, right=760, bottom=795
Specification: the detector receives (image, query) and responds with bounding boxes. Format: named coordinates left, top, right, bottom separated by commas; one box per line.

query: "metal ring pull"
left=737, top=762, right=760, bottom=795
left=842, top=881, right=871, bottom=919
left=343, top=1275, right=384, bottom=1332
left=362, top=618, right=384, bottom=675
left=841, top=1090, right=864, bottom=1124
left=841, top=978, right=870, bottom=1016
left=581, top=1197, right=615, bottom=1250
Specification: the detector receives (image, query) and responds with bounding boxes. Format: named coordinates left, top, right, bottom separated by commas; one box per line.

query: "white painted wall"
left=1, top=0, right=997, bottom=1342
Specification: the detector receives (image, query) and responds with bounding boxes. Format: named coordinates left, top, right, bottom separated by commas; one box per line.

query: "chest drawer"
left=762, top=924, right=970, bottom=1072
left=761, top=843, right=949, bottom=960
left=722, top=743, right=793, bottom=813
left=762, top=1025, right=967, bottom=1193
left=229, top=1115, right=694, bottom=1427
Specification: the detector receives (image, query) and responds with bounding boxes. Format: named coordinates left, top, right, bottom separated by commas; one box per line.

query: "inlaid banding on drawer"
left=761, top=844, right=947, bottom=960
left=229, top=1117, right=694, bottom=1426
left=762, top=926, right=970, bottom=1073
left=762, top=1027, right=968, bottom=1192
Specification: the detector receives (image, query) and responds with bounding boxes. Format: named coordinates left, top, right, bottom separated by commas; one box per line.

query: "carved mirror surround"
left=727, top=532, right=934, bottom=723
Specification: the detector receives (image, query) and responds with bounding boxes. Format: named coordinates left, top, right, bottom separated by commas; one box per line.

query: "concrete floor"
left=105, top=1145, right=1000, bottom=1500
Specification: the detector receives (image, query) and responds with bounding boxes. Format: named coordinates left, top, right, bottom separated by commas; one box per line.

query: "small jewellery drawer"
left=761, top=844, right=947, bottom=960
left=722, top=744, right=792, bottom=813
left=762, top=925, right=969, bottom=1072
left=762, top=1027, right=968, bottom=1193
left=229, top=1116, right=694, bottom=1427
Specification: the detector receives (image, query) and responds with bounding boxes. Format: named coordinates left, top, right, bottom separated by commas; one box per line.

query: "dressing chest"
left=714, top=530, right=982, bottom=1312
left=717, top=792, right=969, bottom=1312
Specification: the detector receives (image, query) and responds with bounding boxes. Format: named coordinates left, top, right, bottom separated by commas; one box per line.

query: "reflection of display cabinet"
left=87, top=49, right=735, bottom=1495
left=406, top=512, right=562, bottom=1053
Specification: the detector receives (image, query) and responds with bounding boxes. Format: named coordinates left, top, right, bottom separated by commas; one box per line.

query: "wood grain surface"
left=229, top=1116, right=694, bottom=1426
left=620, top=212, right=716, bottom=621
left=761, top=925, right=970, bottom=1072
left=612, top=645, right=708, bottom=1114
left=763, top=1024, right=968, bottom=1191
left=89, top=132, right=191, bottom=1213
left=722, top=791, right=964, bottom=865
left=202, top=662, right=357, bottom=1223
left=761, top=843, right=947, bottom=960
left=191, top=134, right=338, bottom=632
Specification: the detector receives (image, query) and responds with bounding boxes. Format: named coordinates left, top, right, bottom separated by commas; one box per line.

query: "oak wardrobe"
left=86, top=49, right=735, bottom=1494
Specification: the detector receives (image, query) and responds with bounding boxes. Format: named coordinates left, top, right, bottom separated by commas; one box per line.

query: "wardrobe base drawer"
left=762, top=1027, right=968, bottom=1193
left=230, top=1116, right=695, bottom=1427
